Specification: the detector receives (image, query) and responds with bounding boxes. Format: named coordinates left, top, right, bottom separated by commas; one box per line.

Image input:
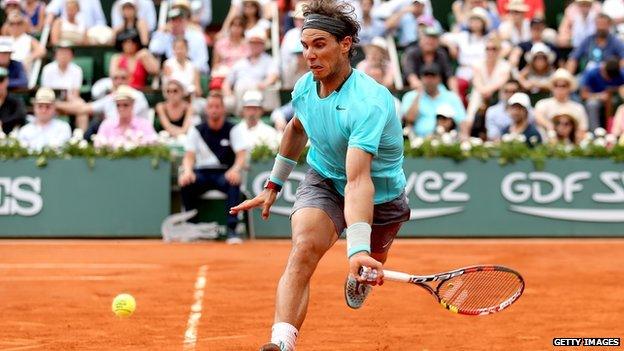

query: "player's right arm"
left=229, top=117, right=308, bottom=219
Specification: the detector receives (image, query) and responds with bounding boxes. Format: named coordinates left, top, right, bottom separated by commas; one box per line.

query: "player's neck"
left=318, top=63, right=352, bottom=98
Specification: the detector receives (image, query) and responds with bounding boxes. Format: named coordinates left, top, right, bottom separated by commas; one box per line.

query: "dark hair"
left=230, top=15, right=247, bottom=28
left=207, top=90, right=224, bottom=103
left=115, top=28, right=142, bottom=52
left=597, top=13, right=613, bottom=23
left=604, top=57, right=621, bottom=80
left=241, top=0, right=261, bottom=21
left=303, top=0, right=360, bottom=58
left=173, top=37, right=188, bottom=48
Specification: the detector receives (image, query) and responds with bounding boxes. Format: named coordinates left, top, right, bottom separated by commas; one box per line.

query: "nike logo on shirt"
left=336, top=105, right=346, bottom=111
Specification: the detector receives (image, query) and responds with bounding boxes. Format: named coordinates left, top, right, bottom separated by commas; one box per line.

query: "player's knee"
left=287, top=239, right=324, bottom=274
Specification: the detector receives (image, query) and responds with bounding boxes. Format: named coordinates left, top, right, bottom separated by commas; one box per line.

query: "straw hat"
left=242, top=90, right=263, bottom=107
left=114, top=85, right=137, bottom=101
left=32, top=88, right=56, bottom=104
left=550, top=68, right=578, bottom=91
left=507, top=0, right=529, bottom=12
left=552, top=109, right=579, bottom=128
left=469, top=7, right=490, bottom=28
left=524, top=42, right=555, bottom=64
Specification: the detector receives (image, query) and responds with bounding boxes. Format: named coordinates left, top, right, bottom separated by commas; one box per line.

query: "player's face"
left=301, top=29, right=351, bottom=81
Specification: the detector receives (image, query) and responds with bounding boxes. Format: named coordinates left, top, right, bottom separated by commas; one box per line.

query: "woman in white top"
left=6, top=12, right=46, bottom=74
left=240, top=0, right=270, bottom=37
left=467, top=35, right=511, bottom=121
left=163, top=38, right=202, bottom=97
left=50, top=0, right=87, bottom=46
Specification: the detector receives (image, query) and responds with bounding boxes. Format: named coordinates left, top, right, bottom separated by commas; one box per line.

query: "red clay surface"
left=0, top=239, right=622, bottom=351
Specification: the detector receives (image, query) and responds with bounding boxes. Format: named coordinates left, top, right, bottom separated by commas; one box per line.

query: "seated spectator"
left=557, top=0, right=601, bottom=49
left=0, top=0, right=24, bottom=34
left=0, top=67, right=26, bottom=134
left=535, top=68, right=588, bottom=139
left=509, top=17, right=558, bottom=70
left=17, top=88, right=71, bottom=150
left=517, top=42, right=555, bottom=94
left=226, top=0, right=271, bottom=37
left=282, top=42, right=307, bottom=90
left=502, top=92, right=542, bottom=145
left=223, top=28, right=279, bottom=114
left=111, top=0, right=150, bottom=46
left=581, top=58, right=624, bottom=130
left=497, top=0, right=544, bottom=20
left=188, top=0, right=213, bottom=29
left=0, top=38, right=27, bottom=90
left=5, top=12, right=46, bottom=74
left=55, top=68, right=150, bottom=135
left=212, top=16, right=249, bottom=83
left=385, top=0, right=441, bottom=48
left=550, top=110, right=580, bottom=145
left=435, top=104, right=459, bottom=134
left=356, top=37, right=395, bottom=90
left=611, top=104, right=624, bottom=136
left=149, top=7, right=209, bottom=73
left=178, top=91, right=250, bottom=244
left=23, top=0, right=46, bottom=34
left=270, top=101, right=294, bottom=132
left=280, top=3, right=304, bottom=78
left=111, top=0, right=156, bottom=34
left=220, top=0, right=272, bottom=37
left=40, top=42, right=87, bottom=128
left=451, top=0, right=500, bottom=32
left=467, top=35, right=511, bottom=122
left=49, top=0, right=87, bottom=46
left=45, top=0, right=106, bottom=28
left=155, top=78, right=193, bottom=137
left=485, top=79, right=521, bottom=141
left=602, top=0, right=624, bottom=40
left=498, top=0, right=531, bottom=47
left=96, top=85, right=156, bottom=142
left=163, top=38, right=201, bottom=97
left=442, top=7, right=489, bottom=98
left=402, top=26, right=456, bottom=92
left=401, top=63, right=467, bottom=137
left=110, top=29, right=160, bottom=90
left=358, top=0, right=386, bottom=46
left=232, top=90, right=280, bottom=149
left=567, top=13, right=624, bottom=74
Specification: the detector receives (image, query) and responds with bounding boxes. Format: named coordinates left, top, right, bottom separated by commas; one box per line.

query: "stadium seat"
left=73, top=57, right=94, bottom=95
left=103, top=51, right=116, bottom=77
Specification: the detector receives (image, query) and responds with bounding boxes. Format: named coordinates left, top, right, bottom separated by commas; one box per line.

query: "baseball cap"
left=0, top=67, right=8, bottom=78
left=242, top=90, right=263, bottom=107
left=507, top=93, right=531, bottom=110
left=423, top=26, right=442, bottom=37
left=436, top=104, right=456, bottom=119
left=33, top=87, right=56, bottom=104
left=246, top=27, right=267, bottom=42
left=530, top=17, right=545, bottom=26
left=119, top=0, right=136, bottom=7
left=0, top=37, right=13, bottom=53
left=114, top=85, right=137, bottom=101
left=168, top=7, right=185, bottom=19
left=420, top=62, right=441, bottom=76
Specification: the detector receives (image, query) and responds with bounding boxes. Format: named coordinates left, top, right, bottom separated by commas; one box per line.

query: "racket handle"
left=382, top=270, right=412, bottom=283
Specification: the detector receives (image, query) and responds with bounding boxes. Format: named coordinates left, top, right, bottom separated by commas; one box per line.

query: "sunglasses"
left=166, top=89, right=180, bottom=94
left=116, top=102, right=132, bottom=108
left=113, top=76, right=128, bottom=80
left=36, top=103, right=53, bottom=109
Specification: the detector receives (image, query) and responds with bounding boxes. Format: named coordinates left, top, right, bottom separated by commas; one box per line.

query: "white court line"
left=0, top=275, right=144, bottom=282
left=183, top=265, right=208, bottom=351
left=0, top=344, right=50, bottom=351
left=0, top=263, right=161, bottom=269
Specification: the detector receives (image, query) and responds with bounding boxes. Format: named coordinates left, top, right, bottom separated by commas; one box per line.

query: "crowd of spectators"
left=2, top=0, right=624, bottom=239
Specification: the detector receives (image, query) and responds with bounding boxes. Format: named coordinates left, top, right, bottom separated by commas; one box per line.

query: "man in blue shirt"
left=581, top=58, right=624, bottom=129
left=0, top=41, right=28, bottom=90
left=384, top=0, right=442, bottom=48
left=567, top=13, right=624, bottom=73
left=231, top=1, right=410, bottom=350
left=401, top=63, right=466, bottom=137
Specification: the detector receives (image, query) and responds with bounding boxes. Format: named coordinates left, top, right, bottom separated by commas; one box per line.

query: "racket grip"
left=382, top=270, right=412, bottom=283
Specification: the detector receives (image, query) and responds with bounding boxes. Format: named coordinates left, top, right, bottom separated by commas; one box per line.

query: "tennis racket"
left=361, top=265, right=524, bottom=315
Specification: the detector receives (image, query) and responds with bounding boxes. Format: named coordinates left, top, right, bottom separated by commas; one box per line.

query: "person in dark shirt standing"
left=178, top=91, right=250, bottom=244
left=0, top=67, right=27, bottom=134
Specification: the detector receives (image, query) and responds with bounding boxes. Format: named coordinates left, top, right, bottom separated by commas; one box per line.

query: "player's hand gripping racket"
left=359, top=265, right=524, bottom=315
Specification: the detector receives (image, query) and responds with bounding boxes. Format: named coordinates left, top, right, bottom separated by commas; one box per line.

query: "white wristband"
left=269, top=154, right=297, bottom=186
left=346, top=222, right=371, bottom=258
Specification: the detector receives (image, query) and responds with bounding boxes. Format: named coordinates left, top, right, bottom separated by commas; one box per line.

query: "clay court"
left=1, top=238, right=622, bottom=351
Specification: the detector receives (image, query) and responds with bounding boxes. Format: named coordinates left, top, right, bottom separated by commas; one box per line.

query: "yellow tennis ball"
left=112, top=293, right=136, bottom=317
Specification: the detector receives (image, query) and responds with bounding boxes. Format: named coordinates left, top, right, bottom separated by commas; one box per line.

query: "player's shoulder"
left=292, top=71, right=314, bottom=98
left=349, top=69, right=393, bottom=102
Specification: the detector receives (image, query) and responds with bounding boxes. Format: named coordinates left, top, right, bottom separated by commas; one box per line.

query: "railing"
left=28, top=23, right=51, bottom=89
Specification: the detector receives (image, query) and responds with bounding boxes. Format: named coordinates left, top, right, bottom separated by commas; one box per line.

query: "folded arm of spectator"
left=136, top=49, right=161, bottom=75
left=384, top=5, right=412, bottom=32
left=403, top=90, right=421, bottom=127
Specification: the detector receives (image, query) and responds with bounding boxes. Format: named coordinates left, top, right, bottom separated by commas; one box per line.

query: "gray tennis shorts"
left=291, top=169, right=411, bottom=254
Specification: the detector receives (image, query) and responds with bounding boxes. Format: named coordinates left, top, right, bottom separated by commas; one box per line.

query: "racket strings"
left=437, top=270, right=523, bottom=314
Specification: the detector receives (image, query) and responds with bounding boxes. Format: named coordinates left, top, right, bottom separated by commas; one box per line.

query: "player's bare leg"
left=262, top=208, right=338, bottom=351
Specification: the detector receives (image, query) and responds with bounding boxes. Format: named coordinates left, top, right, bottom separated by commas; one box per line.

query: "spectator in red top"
left=109, top=28, right=160, bottom=90
left=497, top=0, right=544, bottom=20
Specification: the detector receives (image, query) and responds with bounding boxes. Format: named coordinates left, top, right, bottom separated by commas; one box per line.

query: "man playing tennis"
left=230, top=1, right=409, bottom=350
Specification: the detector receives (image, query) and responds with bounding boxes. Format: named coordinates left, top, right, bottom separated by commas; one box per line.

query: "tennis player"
left=230, top=1, right=409, bottom=350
